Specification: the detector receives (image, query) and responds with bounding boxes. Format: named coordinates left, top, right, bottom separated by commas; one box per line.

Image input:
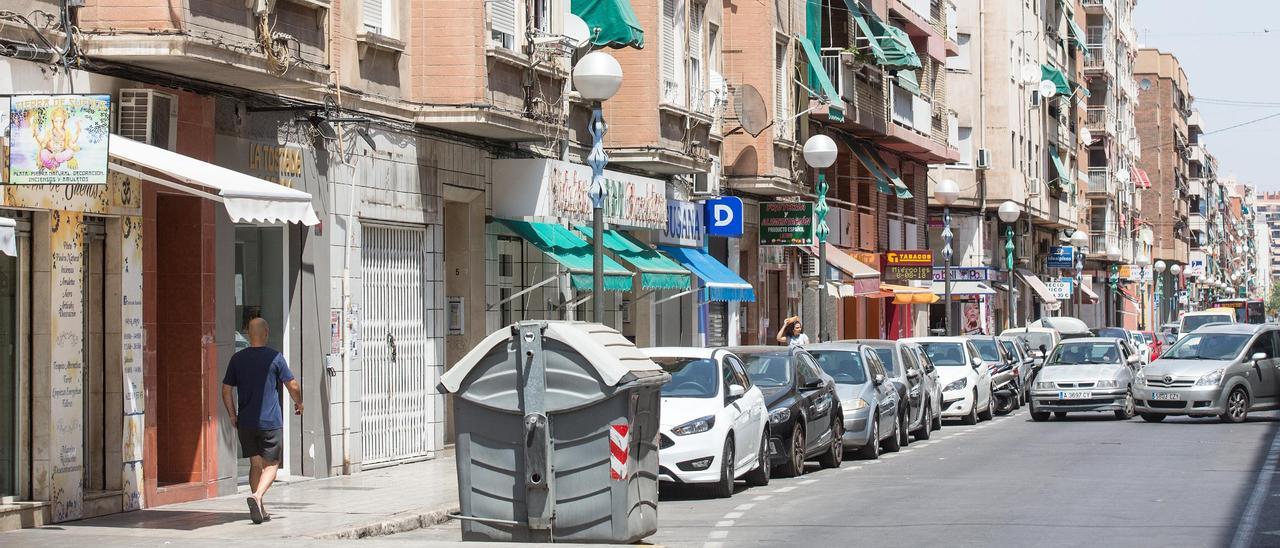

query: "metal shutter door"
left=707, top=301, right=728, bottom=347
left=360, top=225, right=438, bottom=465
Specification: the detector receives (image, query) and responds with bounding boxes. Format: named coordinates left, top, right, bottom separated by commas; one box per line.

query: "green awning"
left=574, top=225, right=692, bottom=290
left=844, top=136, right=912, bottom=199
left=1071, top=80, right=1091, bottom=97
left=1066, top=18, right=1089, bottom=57
left=1047, top=143, right=1070, bottom=187
left=842, top=0, right=922, bottom=71
left=1040, top=64, right=1071, bottom=96
left=797, top=34, right=845, bottom=122
left=495, top=218, right=634, bottom=291
left=896, top=69, right=921, bottom=95
left=570, top=0, right=644, bottom=49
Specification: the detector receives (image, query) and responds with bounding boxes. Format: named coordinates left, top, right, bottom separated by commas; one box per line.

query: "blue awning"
left=658, top=245, right=757, bottom=302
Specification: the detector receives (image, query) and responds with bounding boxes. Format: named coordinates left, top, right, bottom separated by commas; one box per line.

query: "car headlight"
left=1194, top=368, right=1224, bottom=387
left=943, top=378, right=968, bottom=391
left=769, top=408, right=791, bottom=425
left=1134, top=370, right=1146, bottom=386
left=671, top=415, right=716, bottom=436
left=1034, top=381, right=1055, bottom=390
left=1094, top=379, right=1119, bottom=389
left=842, top=398, right=870, bottom=411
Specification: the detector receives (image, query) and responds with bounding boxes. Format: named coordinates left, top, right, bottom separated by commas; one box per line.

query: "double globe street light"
left=998, top=201, right=1021, bottom=328
left=804, top=134, right=838, bottom=342
left=935, top=179, right=960, bottom=335
left=572, top=51, right=624, bottom=323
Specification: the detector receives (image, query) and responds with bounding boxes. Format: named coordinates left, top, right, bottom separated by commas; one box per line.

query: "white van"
left=1177, top=308, right=1237, bottom=339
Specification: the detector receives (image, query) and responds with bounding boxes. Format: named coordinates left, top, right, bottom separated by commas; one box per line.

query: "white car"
left=903, top=337, right=994, bottom=425
left=645, top=347, right=771, bottom=497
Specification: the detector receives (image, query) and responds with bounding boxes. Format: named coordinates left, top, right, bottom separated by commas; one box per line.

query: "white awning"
left=0, top=217, right=15, bottom=257
left=931, top=281, right=996, bottom=296
left=108, top=135, right=320, bottom=226
left=804, top=243, right=880, bottom=279
left=1017, top=269, right=1060, bottom=305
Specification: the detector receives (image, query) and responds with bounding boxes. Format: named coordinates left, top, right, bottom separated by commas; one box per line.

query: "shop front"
left=930, top=267, right=998, bottom=335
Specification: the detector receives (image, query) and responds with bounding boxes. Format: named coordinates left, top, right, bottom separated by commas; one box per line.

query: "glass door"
left=233, top=226, right=289, bottom=480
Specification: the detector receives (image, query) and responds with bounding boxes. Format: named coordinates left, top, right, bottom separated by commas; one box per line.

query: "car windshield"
left=919, top=342, right=967, bottom=366
left=870, top=348, right=898, bottom=374
left=1000, top=340, right=1020, bottom=359
left=1141, top=332, right=1154, bottom=343
left=653, top=357, right=718, bottom=398
left=810, top=350, right=870, bottom=384
left=1095, top=327, right=1128, bottom=339
left=1162, top=333, right=1251, bottom=360
left=1047, top=342, right=1121, bottom=365
left=740, top=352, right=793, bottom=387
left=1182, top=315, right=1234, bottom=332
left=970, top=339, right=1001, bottom=362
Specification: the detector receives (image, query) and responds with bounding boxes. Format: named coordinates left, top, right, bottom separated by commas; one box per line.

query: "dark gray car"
left=806, top=342, right=903, bottom=460
left=843, top=339, right=939, bottom=447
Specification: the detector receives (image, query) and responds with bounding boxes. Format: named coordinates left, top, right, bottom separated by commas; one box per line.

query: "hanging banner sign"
left=7, top=94, right=111, bottom=185
left=491, top=158, right=666, bottom=229
left=932, top=267, right=994, bottom=282
left=759, top=201, right=814, bottom=245
left=1046, top=246, right=1075, bottom=269
left=658, top=198, right=704, bottom=247
left=884, top=249, right=933, bottom=280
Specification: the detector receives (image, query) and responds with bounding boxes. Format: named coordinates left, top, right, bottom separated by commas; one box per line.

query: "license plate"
left=1058, top=391, right=1091, bottom=400
left=1151, top=392, right=1182, bottom=401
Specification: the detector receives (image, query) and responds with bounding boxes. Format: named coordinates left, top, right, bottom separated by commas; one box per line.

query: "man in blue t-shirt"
left=221, top=317, right=303, bottom=524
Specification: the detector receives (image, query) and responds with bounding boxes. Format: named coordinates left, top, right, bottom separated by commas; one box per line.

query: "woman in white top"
left=776, top=316, right=810, bottom=346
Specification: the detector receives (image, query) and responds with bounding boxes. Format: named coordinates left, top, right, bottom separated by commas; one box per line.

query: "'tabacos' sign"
left=658, top=199, right=704, bottom=247
left=704, top=196, right=744, bottom=237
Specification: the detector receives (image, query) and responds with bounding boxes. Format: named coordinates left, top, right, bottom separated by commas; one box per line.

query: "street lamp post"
left=573, top=52, right=624, bottom=324
left=1169, top=263, right=1182, bottom=321
left=998, top=201, right=1021, bottom=328
left=936, top=179, right=960, bottom=335
left=1153, top=260, right=1166, bottom=329
left=804, top=134, right=838, bottom=343
left=1136, top=254, right=1150, bottom=329
left=1106, top=246, right=1122, bottom=326
left=1071, top=230, right=1089, bottom=319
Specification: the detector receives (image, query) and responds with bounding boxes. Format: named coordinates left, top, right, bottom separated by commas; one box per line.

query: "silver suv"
left=1133, top=324, right=1280, bottom=423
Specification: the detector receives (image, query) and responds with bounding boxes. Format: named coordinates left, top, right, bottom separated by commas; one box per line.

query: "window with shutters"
left=490, top=0, right=517, bottom=49
left=661, top=0, right=687, bottom=106
left=688, top=3, right=705, bottom=112
left=775, top=40, right=789, bottom=140
left=363, top=0, right=398, bottom=38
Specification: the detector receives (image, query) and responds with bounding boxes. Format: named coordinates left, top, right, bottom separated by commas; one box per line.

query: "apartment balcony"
left=1086, top=106, right=1117, bottom=136
left=816, top=51, right=891, bottom=138
left=1087, top=168, right=1113, bottom=197
left=1082, top=0, right=1115, bottom=18
left=1084, top=43, right=1115, bottom=77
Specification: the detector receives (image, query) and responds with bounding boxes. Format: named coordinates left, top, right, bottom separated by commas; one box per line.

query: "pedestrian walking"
left=776, top=316, right=810, bottom=346
left=221, top=317, right=303, bottom=524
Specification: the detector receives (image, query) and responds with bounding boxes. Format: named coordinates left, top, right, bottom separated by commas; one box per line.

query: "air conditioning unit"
left=801, top=253, right=820, bottom=278
left=1030, top=90, right=1042, bottom=108
left=692, top=157, right=722, bottom=197
left=118, top=89, right=178, bottom=151
left=976, top=148, right=992, bottom=169
left=1028, top=177, right=1042, bottom=197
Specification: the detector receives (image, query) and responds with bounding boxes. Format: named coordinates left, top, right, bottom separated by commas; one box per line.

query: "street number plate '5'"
left=1058, top=391, right=1091, bottom=400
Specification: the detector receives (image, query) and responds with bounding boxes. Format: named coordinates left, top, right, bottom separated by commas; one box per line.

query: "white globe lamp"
left=998, top=201, right=1021, bottom=224
left=573, top=51, right=624, bottom=101
left=803, top=134, right=838, bottom=169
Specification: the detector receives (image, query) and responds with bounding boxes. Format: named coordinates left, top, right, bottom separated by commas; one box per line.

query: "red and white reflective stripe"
left=609, top=422, right=630, bottom=480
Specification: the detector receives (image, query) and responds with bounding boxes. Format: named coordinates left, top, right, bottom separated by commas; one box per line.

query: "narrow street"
left=403, top=410, right=1280, bottom=547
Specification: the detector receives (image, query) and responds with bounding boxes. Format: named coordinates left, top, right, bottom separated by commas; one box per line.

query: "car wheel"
left=961, top=392, right=978, bottom=425
left=1031, top=410, right=1050, bottom=422
left=978, top=390, right=994, bottom=421
left=1140, top=413, right=1165, bottom=423
left=931, top=405, right=943, bottom=431
left=777, top=426, right=806, bottom=478
left=745, top=431, right=771, bottom=487
left=818, top=418, right=842, bottom=469
left=856, top=416, right=880, bottom=460
left=709, top=439, right=734, bottom=499
left=1114, top=391, right=1136, bottom=420
left=882, top=414, right=902, bottom=453
left=915, top=405, right=932, bottom=441
left=1220, top=387, right=1249, bottom=423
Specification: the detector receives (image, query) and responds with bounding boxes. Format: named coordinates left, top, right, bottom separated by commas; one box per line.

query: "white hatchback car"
left=903, top=337, right=994, bottom=425
left=646, top=347, right=771, bottom=497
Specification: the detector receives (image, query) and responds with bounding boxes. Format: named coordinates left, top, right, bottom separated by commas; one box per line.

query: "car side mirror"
left=1251, top=352, right=1268, bottom=363
left=803, top=378, right=824, bottom=389
left=1031, top=350, right=1045, bottom=359
left=906, top=369, right=920, bottom=379
left=971, top=357, right=983, bottom=369
left=728, top=384, right=746, bottom=398
left=872, top=374, right=886, bottom=386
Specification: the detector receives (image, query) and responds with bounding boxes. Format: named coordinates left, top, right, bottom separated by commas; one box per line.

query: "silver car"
left=1029, top=337, right=1140, bottom=421
left=806, top=343, right=903, bottom=459
left=845, top=340, right=943, bottom=445
left=1134, top=324, right=1280, bottom=423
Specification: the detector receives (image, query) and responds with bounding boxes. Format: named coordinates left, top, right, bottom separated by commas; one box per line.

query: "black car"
left=731, top=346, right=843, bottom=478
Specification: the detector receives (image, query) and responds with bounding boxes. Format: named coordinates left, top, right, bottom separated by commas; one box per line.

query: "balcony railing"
left=1086, top=106, right=1116, bottom=134
left=820, top=49, right=845, bottom=101
left=1087, top=168, right=1111, bottom=194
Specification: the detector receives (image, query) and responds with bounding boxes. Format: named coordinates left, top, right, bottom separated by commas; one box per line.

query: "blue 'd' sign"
left=704, top=196, right=744, bottom=237
left=1046, top=246, right=1075, bottom=269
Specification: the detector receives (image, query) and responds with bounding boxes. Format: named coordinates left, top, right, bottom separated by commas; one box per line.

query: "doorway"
left=82, top=217, right=118, bottom=496
left=0, top=220, right=20, bottom=500
left=232, top=225, right=288, bottom=481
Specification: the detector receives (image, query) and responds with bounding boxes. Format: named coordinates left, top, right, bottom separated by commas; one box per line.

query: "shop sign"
left=1186, top=259, right=1205, bottom=277
left=658, top=198, right=704, bottom=247
left=759, top=201, right=813, bottom=246
left=7, top=94, right=111, bottom=185
left=491, top=158, right=666, bottom=229
left=1046, top=246, right=1075, bottom=269
left=705, top=195, right=744, bottom=237
left=1045, top=277, right=1074, bottom=300
left=932, top=266, right=992, bottom=282
left=883, top=249, right=933, bottom=281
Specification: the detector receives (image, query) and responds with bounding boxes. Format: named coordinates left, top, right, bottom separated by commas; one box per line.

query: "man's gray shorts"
left=238, top=427, right=283, bottom=462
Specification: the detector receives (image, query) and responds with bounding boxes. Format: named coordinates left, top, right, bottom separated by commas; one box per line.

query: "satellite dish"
left=1021, top=64, right=1041, bottom=85
left=734, top=84, right=770, bottom=137
left=563, top=14, right=591, bottom=49
left=1038, top=80, right=1058, bottom=99
left=1116, top=168, right=1131, bottom=183
left=1079, top=128, right=1094, bottom=144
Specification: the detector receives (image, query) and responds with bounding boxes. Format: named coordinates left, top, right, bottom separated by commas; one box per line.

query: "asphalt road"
left=399, top=408, right=1280, bottom=547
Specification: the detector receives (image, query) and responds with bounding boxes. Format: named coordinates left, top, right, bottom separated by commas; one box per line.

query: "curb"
left=310, top=505, right=459, bottom=540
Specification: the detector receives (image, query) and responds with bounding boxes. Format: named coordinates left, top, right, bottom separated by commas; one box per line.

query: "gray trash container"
left=439, top=320, right=669, bottom=543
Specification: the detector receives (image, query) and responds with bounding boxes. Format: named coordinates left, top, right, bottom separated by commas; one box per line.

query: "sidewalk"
left=0, top=452, right=461, bottom=546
